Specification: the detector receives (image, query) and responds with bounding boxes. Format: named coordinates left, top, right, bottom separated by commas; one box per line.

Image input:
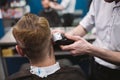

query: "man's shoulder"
left=5, top=69, right=32, bottom=80
left=6, top=66, right=86, bottom=80
left=57, top=66, right=83, bottom=73
left=53, top=66, right=86, bottom=80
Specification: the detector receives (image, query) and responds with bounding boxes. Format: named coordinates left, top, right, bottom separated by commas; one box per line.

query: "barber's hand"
left=61, top=34, right=93, bottom=56
left=51, top=29, right=65, bottom=34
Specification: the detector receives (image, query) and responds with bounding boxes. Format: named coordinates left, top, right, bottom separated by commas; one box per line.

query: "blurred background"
left=0, top=0, right=91, bottom=35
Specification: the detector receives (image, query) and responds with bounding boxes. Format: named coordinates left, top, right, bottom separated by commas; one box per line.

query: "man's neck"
left=30, top=47, right=56, bottom=67
left=31, top=56, right=56, bottom=67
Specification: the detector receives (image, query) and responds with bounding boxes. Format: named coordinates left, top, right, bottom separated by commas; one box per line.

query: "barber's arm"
left=67, top=25, right=87, bottom=37
left=89, top=45, right=120, bottom=65
left=61, top=34, right=120, bottom=65
left=68, top=0, right=95, bottom=37
left=61, top=0, right=120, bottom=65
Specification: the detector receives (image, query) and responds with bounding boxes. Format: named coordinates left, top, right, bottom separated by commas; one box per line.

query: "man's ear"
left=16, top=45, right=25, bottom=56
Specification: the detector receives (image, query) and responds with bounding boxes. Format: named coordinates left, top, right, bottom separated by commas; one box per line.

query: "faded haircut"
left=13, top=13, right=51, bottom=60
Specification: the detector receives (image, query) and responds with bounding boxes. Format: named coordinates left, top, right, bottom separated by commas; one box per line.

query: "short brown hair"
left=13, top=13, right=51, bottom=60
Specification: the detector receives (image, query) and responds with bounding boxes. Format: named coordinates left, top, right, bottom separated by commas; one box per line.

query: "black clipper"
left=52, top=32, right=74, bottom=45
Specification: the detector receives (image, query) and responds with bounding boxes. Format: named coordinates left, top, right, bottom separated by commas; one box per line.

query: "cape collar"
left=30, top=62, right=60, bottom=78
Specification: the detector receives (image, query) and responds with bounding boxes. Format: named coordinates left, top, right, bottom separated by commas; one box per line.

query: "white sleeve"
left=60, top=0, right=70, bottom=8
left=80, top=0, right=95, bottom=32
left=0, top=9, right=2, bottom=18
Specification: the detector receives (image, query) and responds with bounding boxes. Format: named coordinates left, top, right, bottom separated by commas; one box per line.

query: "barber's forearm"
left=67, top=25, right=87, bottom=37
left=88, top=45, right=120, bottom=65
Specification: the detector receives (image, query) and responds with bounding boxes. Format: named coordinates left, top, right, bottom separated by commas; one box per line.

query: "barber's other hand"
left=61, top=34, right=93, bottom=56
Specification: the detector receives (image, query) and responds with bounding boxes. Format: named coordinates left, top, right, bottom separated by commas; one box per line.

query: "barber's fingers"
left=60, top=43, right=76, bottom=51
left=70, top=50, right=85, bottom=56
left=60, top=35, right=84, bottom=50
left=70, top=50, right=77, bottom=55
left=60, top=41, right=78, bottom=51
left=65, top=34, right=82, bottom=41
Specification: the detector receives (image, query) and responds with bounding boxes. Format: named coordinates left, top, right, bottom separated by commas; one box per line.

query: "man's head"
left=13, top=13, right=52, bottom=61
